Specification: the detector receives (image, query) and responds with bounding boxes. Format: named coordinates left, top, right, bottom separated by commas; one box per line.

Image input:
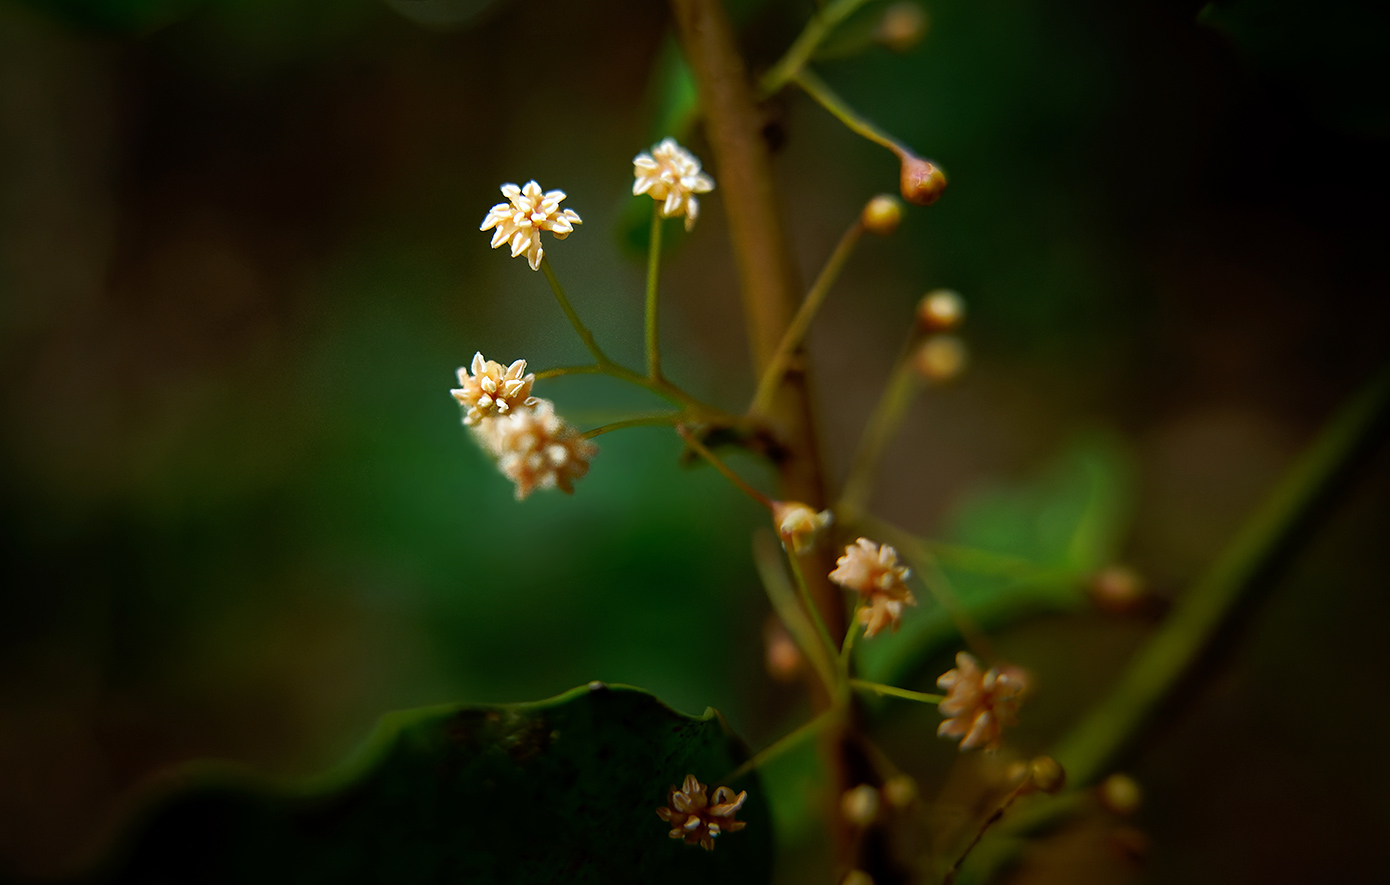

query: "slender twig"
left=837, top=356, right=920, bottom=520
left=848, top=679, right=943, bottom=705
left=580, top=413, right=682, bottom=439
left=723, top=708, right=841, bottom=783
left=943, top=783, right=1032, bottom=885
left=786, top=545, right=843, bottom=665
left=539, top=257, right=614, bottom=368
left=841, top=600, right=864, bottom=663
left=795, top=67, right=910, bottom=159
left=645, top=205, right=665, bottom=380
left=754, top=531, right=840, bottom=693
left=959, top=366, right=1390, bottom=884
left=749, top=217, right=865, bottom=416
left=759, top=0, right=876, bottom=97
left=534, top=364, right=603, bottom=381
left=676, top=424, right=775, bottom=510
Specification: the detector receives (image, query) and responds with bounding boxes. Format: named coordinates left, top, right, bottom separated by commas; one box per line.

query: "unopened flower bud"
left=876, top=2, right=929, bottom=53
left=913, top=335, right=968, bottom=383
left=882, top=775, right=918, bottom=809
left=840, top=785, right=880, bottom=827
left=772, top=501, right=833, bottom=553
left=842, top=872, right=874, bottom=885
left=763, top=616, right=803, bottom=682
left=1028, top=756, right=1066, bottom=794
left=861, top=194, right=903, bottom=236
left=899, top=153, right=947, bottom=206
left=916, top=289, right=965, bottom=331
left=1090, top=565, right=1146, bottom=614
left=1099, top=773, right=1143, bottom=817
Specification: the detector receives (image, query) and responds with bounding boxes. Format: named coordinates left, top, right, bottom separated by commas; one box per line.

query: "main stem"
left=671, top=0, right=854, bottom=863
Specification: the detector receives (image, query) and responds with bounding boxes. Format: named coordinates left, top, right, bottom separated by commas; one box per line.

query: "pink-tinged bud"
left=912, top=335, right=968, bottom=383
left=882, top=775, right=917, bottom=809
left=839, top=785, right=880, bottom=827
left=876, top=3, right=929, bottom=53
left=763, top=616, right=803, bottom=682
left=860, top=194, right=903, bottom=236
left=1090, top=565, right=1147, bottom=614
left=899, top=154, right=947, bottom=205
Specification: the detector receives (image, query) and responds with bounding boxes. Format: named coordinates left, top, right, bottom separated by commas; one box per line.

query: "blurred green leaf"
left=77, top=685, right=772, bottom=884
left=859, top=433, right=1133, bottom=686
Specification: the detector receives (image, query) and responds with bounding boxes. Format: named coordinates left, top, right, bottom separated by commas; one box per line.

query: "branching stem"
left=848, top=679, right=943, bottom=705
left=759, top=0, right=877, bottom=97
left=723, top=708, right=841, bottom=784
left=838, top=355, right=920, bottom=520
left=676, top=425, right=775, bottom=510
left=795, top=67, right=910, bottom=159
left=580, top=413, right=682, bottom=439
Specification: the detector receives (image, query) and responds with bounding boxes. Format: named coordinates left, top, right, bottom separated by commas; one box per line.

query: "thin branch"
left=849, top=679, right=943, bottom=705
left=837, top=356, right=920, bottom=521
left=749, top=216, right=865, bottom=416
left=759, top=0, right=877, bottom=97
left=723, top=708, right=841, bottom=784
left=580, top=413, right=682, bottom=439
left=676, top=424, right=775, bottom=510
left=795, top=67, right=909, bottom=158
left=754, top=530, right=839, bottom=694
left=645, top=205, right=665, bottom=380
left=534, top=364, right=603, bottom=381
left=787, top=544, right=843, bottom=666
left=539, top=257, right=613, bottom=368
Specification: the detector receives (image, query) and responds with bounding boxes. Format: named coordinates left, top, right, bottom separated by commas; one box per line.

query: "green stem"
left=646, top=205, right=665, bottom=380
left=841, top=600, right=864, bottom=664
left=676, top=425, right=775, bottom=510
left=754, top=531, right=839, bottom=694
left=1050, top=365, right=1390, bottom=789
left=759, top=0, right=876, bottom=97
left=794, top=67, right=909, bottom=158
left=540, top=257, right=614, bottom=368
left=534, top=364, right=603, bottom=381
left=749, top=218, right=865, bottom=416
left=787, top=547, right=843, bottom=668
left=580, top=413, right=682, bottom=439
left=723, top=708, right=842, bottom=783
left=837, top=357, right=919, bottom=520
left=848, top=679, right=942, bottom=705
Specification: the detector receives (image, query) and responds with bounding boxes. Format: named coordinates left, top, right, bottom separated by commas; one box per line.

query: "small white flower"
left=482, top=399, right=596, bottom=500
left=450, top=353, right=538, bottom=426
left=479, top=180, right=581, bottom=271
left=772, top=501, right=833, bottom=553
left=632, top=138, right=715, bottom=232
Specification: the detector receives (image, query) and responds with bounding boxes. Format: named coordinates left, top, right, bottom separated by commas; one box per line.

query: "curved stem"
left=754, top=531, right=839, bottom=693
left=723, top=708, right=841, bottom=784
left=580, top=413, right=682, bottom=439
left=759, top=0, right=876, bottom=98
left=540, top=257, right=614, bottom=368
left=534, top=364, right=603, bottom=381
left=787, top=547, right=843, bottom=667
left=795, top=68, right=910, bottom=159
left=645, top=205, right=665, bottom=380
left=837, top=356, right=920, bottom=521
left=676, top=424, right=775, bottom=510
left=848, top=679, right=942, bottom=705
left=749, top=217, right=865, bottom=416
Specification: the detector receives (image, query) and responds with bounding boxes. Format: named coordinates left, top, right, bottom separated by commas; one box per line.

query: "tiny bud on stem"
left=913, top=335, right=968, bottom=383
left=899, top=153, right=948, bottom=205
left=916, top=289, right=965, bottom=331
left=861, top=194, right=903, bottom=236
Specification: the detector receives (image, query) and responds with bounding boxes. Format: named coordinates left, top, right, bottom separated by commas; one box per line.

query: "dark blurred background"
left=1, top=0, right=1387, bottom=881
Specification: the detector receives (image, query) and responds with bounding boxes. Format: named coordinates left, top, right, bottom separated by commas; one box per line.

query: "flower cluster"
left=829, top=538, right=917, bottom=638
left=633, top=138, right=715, bottom=231
left=656, top=774, right=747, bottom=851
left=451, top=353, right=594, bottom=500
left=936, top=651, right=1029, bottom=752
left=479, top=181, right=581, bottom=271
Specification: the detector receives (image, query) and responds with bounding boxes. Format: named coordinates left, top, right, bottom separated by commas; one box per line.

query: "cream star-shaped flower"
left=450, top=353, right=538, bottom=426
left=936, top=652, right=1029, bottom=752
left=632, top=138, right=715, bottom=231
left=482, top=399, right=596, bottom=500
left=829, top=538, right=917, bottom=638
left=479, top=181, right=581, bottom=271
left=656, top=774, right=747, bottom=851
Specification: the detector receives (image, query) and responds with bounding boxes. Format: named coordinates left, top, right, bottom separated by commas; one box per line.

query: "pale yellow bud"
left=1090, top=565, right=1146, bottom=614
left=1099, top=773, right=1143, bottom=816
left=916, top=289, right=965, bottom=331
left=882, top=775, right=918, bottom=809
left=763, top=616, right=803, bottom=682
left=1029, top=756, right=1067, bottom=794
left=913, top=335, right=968, bottom=383
left=860, top=194, right=903, bottom=236
left=876, top=3, right=929, bottom=53
left=840, top=784, right=880, bottom=827
left=842, top=872, right=874, bottom=885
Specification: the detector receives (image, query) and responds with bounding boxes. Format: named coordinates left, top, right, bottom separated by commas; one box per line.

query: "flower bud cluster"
left=936, top=651, right=1029, bottom=752
left=451, top=353, right=595, bottom=500
left=829, top=538, right=917, bottom=638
